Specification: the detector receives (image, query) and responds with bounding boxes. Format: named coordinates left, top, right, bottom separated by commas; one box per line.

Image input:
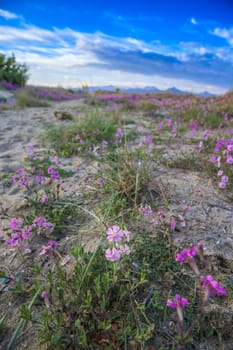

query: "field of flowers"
left=0, top=85, right=233, bottom=349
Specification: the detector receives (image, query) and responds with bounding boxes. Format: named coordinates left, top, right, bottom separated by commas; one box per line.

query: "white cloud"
left=211, top=27, right=233, bottom=46
left=0, top=25, right=58, bottom=42
left=195, top=47, right=207, bottom=55
left=190, top=17, right=197, bottom=25
left=0, top=19, right=231, bottom=93
left=0, top=8, right=18, bottom=20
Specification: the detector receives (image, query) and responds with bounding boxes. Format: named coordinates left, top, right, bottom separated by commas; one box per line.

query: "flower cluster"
left=210, top=138, right=233, bottom=189
left=167, top=242, right=227, bottom=338
left=175, top=242, right=227, bottom=301
left=3, top=81, right=18, bottom=90
left=6, top=217, right=32, bottom=249
left=47, top=166, right=59, bottom=181
left=6, top=216, right=54, bottom=249
left=140, top=204, right=153, bottom=216
left=13, top=159, right=60, bottom=188
left=137, top=134, right=153, bottom=153
left=105, top=225, right=130, bottom=262
left=176, top=246, right=196, bottom=262
left=13, top=168, right=30, bottom=188
left=32, top=216, right=54, bottom=235
left=155, top=118, right=177, bottom=137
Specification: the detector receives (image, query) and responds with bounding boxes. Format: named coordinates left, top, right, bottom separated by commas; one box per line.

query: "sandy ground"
left=0, top=98, right=233, bottom=349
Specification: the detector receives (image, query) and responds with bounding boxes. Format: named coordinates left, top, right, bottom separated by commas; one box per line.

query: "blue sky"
left=0, top=0, right=232, bottom=93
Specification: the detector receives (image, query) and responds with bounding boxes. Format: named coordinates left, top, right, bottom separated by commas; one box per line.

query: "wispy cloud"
left=211, top=26, right=233, bottom=46
left=190, top=17, right=198, bottom=25
left=0, top=8, right=19, bottom=20
left=0, top=16, right=231, bottom=93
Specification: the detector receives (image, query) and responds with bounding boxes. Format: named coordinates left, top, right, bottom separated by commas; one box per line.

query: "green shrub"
left=44, top=111, right=119, bottom=157
left=0, top=53, right=29, bottom=87
left=15, top=88, right=50, bottom=107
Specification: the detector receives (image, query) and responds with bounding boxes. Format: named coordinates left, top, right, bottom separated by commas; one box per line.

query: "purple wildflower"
left=10, top=217, right=23, bottom=231
left=176, top=247, right=196, bottom=262
left=97, top=177, right=104, bottom=185
left=167, top=294, right=189, bottom=309
left=105, top=247, right=121, bottom=262
left=41, top=193, right=48, bottom=203
left=106, top=225, right=124, bottom=242
left=200, top=275, right=227, bottom=301
left=140, top=204, right=153, bottom=216
left=39, top=240, right=58, bottom=256
left=41, top=291, right=48, bottom=298
left=6, top=233, right=20, bottom=247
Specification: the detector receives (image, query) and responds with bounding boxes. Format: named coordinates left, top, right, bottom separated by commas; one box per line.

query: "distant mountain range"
left=78, top=85, right=216, bottom=97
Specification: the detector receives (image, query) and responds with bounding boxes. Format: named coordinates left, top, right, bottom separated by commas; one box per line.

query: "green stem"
left=134, top=172, right=139, bottom=207
left=78, top=238, right=104, bottom=292
left=7, top=287, right=42, bottom=350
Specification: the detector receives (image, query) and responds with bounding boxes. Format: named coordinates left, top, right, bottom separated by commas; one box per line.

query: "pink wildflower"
left=166, top=118, right=173, bottom=127
left=176, top=246, right=200, bottom=276
left=140, top=204, right=153, bottom=216
left=41, top=291, right=48, bottom=298
left=203, top=130, right=209, bottom=139
left=13, top=175, right=19, bottom=183
left=16, top=168, right=24, bottom=175
left=226, top=155, right=233, bottom=164
left=20, top=176, right=29, bottom=187
left=221, top=175, right=229, bottom=183
left=157, top=210, right=164, bottom=218
left=176, top=247, right=196, bottom=262
left=122, top=229, right=130, bottom=241
left=6, top=233, right=20, bottom=247
left=179, top=216, right=186, bottom=227
left=10, top=217, right=23, bottom=231
left=106, top=225, right=124, bottom=242
left=97, top=177, right=104, bottom=185
left=171, top=127, right=177, bottom=135
left=41, top=193, right=48, bottom=203
left=167, top=294, right=189, bottom=323
left=227, top=144, right=233, bottom=151
left=105, top=247, right=121, bottom=262
left=119, top=244, right=130, bottom=255
left=39, top=240, right=58, bottom=256
left=200, top=275, right=227, bottom=301
left=51, top=171, right=59, bottom=180
left=198, top=141, right=203, bottom=148
left=27, top=145, right=34, bottom=152
left=219, top=182, right=226, bottom=188
left=167, top=294, right=189, bottom=309
left=210, top=155, right=216, bottom=163
left=21, top=228, right=32, bottom=239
